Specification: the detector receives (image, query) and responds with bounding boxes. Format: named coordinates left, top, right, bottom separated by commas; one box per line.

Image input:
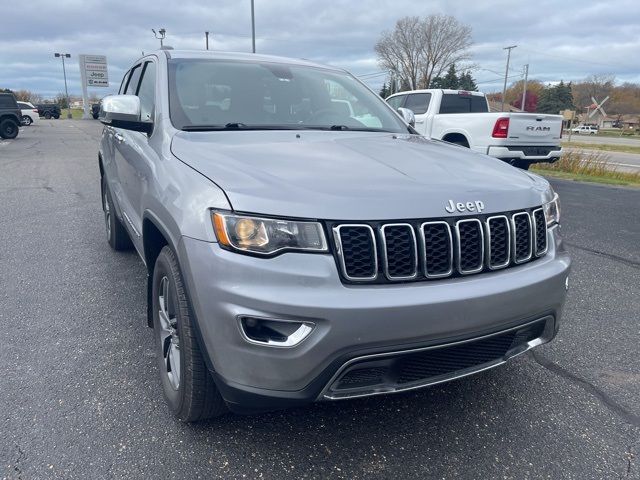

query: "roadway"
left=1, top=121, right=639, bottom=479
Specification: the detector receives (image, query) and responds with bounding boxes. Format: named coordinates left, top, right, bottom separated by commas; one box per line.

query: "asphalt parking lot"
left=1, top=121, right=639, bottom=479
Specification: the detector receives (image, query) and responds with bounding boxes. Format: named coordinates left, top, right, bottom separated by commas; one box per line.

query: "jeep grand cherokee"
left=98, top=50, right=570, bottom=421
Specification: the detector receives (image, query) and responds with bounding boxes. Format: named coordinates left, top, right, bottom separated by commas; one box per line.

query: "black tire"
left=512, top=159, right=531, bottom=170
left=44, top=111, right=52, bottom=119
left=101, top=177, right=132, bottom=250
left=152, top=246, right=227, bottom=422
left=0, top=119, right=19, bottom=139
left=22, top=115, right=32, bottom=126
left=92, top=113, right=99, bottom=120
left=53, top=113, right=60, bottom=119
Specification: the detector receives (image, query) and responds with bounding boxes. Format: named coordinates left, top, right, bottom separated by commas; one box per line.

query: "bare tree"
left=375, top=14, right=473, bottom=90
left=13, top=89, right=42, bottom=104
left=375, top=17, right=424, bottom=90
left=420, top=14, right=472, bottom=88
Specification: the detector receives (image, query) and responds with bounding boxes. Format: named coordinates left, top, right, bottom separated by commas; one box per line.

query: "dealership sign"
left=79, top=54, right=109, bottom=87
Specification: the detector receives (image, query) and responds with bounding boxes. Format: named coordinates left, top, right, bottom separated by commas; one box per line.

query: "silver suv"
left=99, top=50, right=570, bottom=421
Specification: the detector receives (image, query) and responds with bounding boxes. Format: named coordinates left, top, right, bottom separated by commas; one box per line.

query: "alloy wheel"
left=158, top=276, right=180, bottom=390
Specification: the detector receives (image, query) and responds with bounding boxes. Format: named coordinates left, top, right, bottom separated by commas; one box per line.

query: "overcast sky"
left=1, top=0, right=638, bottom=99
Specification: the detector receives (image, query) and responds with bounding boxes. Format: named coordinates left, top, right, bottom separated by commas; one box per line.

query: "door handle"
left=114, top=132, right=125, bottom=144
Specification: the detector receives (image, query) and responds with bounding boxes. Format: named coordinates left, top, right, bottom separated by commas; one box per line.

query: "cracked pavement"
left=1, top=121, right=639, bottom=479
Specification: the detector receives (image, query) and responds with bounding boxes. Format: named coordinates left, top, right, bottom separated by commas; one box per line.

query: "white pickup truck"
left=386, top=89, right=563, bottom=169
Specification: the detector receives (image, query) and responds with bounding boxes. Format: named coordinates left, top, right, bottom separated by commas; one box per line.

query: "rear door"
left=403, top=92, right=432, bottom=135
left=112, top=59, right=158, bottom=247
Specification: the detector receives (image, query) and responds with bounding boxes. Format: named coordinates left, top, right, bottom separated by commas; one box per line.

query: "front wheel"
left=22, top=115, right=32, bottom=126
left=511, top=159, right=531, bottom=170
left=0, top=119, right=19, bottom=139
left=44, top=112, right=52, bottom=119
left=152, top=246, right=227, bottom=422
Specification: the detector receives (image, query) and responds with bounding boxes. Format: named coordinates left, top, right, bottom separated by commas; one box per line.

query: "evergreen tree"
left=458, top=71, right=478, bottom=91
left=442, top=64, right=459, bottom=89
left=379, top=82, right=388, bottom=98
left=537, top=81, right=576, bottom=113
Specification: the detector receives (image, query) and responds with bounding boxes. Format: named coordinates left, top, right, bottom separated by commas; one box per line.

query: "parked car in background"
left=37, top=104, right=61, bottom=119
left=571, top=125, right=598, bottom=135
left=0, top=92, right=21, bottom=139
left=17, top=101, right=40, bottom=126
left=386, top=89, right=563, bottom=170
left=98, top=50, right=570, bottom=421
left=91, top=102, right=101, bottom=119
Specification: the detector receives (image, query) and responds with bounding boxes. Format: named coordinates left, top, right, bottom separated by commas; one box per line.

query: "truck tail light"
left=492, top=117, right=510, bottom=138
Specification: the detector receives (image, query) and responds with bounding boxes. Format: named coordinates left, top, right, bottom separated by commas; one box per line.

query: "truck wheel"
left=44, top=112, right=52, bottom=119
left=511, top=159, right=531, bottom=170
left=0, top=119, right=19, bottom=139
left=22, top=115, right=32, bottom=126
left=152, top=246, right=228, bottom=422
left=53, top=113, right=60, bottom=119
left=101, top=177, right=132, bottom=251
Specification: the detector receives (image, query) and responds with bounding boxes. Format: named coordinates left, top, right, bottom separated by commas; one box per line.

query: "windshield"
left=168, top=59, right=409, bottom=133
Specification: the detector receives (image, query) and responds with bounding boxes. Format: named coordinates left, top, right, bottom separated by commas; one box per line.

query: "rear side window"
left=404, top=93, right=431, bottom=115
left=0, top=95, right=18, bottom=108
left=17, top=102, right=30, bottom=109
left=386, top=95, right=405, bottom=110
left=439, top=94, right=488, bottom=114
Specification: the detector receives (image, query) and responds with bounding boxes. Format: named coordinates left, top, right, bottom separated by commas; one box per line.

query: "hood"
left=170, top=131, right=550, bottom=220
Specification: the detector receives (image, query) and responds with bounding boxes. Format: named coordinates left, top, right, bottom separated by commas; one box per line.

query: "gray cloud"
left=1, top=0, right=638, bottom=98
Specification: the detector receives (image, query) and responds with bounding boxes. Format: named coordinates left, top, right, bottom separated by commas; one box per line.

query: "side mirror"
left=397, top=107, right=415, bottom=128
left=100, top=95, right=152, bottom=134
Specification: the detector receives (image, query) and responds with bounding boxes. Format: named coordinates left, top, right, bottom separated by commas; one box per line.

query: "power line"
left=519, top=47, right=629, bottom=69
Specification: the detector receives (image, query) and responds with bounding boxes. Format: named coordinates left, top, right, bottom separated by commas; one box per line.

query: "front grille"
left=381, top=224, right=417, bottom=279
left=512, top=212, right=533, bottom=263
left=532, top=208, right=547, bottom=256
left=333, top=225, right=377, bottom=280
left=330, top=208, right=547, bottom=283
left=422, top=222, right=453, bottom=277
left=456, top=219, right=484, bottom=273
left=486, top=216, right=510, bottom=269
left=329, top=318, right=550, bottom=396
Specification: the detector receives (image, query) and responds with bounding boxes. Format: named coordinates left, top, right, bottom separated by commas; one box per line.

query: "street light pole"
left=520, top=64, right=529, bottom=112
left=251, top=0, right=256, bottom=53
left=205, top=31, right=210, bottom=50
left=501, top=45, right=517, bottom=112
left=54, top=53, right=72, bottom=119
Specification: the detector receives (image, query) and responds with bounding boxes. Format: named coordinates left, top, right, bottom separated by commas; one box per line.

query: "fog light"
left=239, top=316, right=314, bottom=347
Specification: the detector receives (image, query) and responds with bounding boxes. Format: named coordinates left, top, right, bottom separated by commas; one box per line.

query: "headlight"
left=212, top=212, right=328, bottom=255
left=543, top=192, right=561, bottom=226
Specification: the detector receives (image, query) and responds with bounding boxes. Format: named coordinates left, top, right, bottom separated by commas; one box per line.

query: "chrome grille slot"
left=485, top=215, right=511, bottom=269
left=455, top=219, right=484, bottom=274
left=512, top=212, right=533, bottom=263
left=333, top=225, right=377, bottom=280
left=421, top=221, right=453, bottom=278
left=381, top=224, right=418, bottom=280
left=532, top=208, right=547, bottom=256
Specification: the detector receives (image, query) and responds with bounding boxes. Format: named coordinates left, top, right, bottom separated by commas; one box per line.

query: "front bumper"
left=177, top=227, right=570, bottom=412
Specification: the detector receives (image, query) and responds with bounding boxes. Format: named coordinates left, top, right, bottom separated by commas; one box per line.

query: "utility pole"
left=520, top=64, right=529, bottom=112
left=251, top=0, right=256, bottom=53
left=501, top=45, right=517, bottom=111
left=152, top=28, right=166, bottom=48
left=205, top=31, right=210, bottom=50
left=54, top=53, right=72, bottom=119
